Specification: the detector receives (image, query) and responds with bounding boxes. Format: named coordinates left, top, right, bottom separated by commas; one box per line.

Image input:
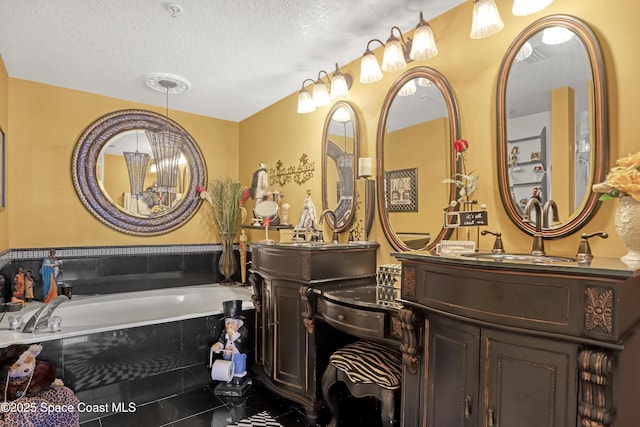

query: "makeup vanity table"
left=249, top=241, right=406, bottom=422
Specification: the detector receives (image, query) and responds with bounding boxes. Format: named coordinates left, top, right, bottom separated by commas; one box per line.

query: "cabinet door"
left=480, top=329, right=577, bottom=427
left=272, top=281, right=306, bottom=391
left=428, top=316, right=480, bottom=427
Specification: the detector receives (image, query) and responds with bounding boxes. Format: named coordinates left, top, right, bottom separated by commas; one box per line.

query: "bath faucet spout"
left=523, top=198, right=545, bottom=256
left=542, top=199, right=560, bottom=229
left=22, top=295, right=69, bottom=333
left=318, top=209, right=339, bottom=243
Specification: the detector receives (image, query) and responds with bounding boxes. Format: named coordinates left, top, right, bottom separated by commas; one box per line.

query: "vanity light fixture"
left=312, top=70, right=331, bottom=107
left=297, top=79, right=316, bottom=114
left=381, top=27, right=408, bottom=72
left=360, top=11, right=438, bottom=84
left=297, top=65, right=353, bottom=114
left=512, top=0, right=553, bottom=17
left=360, top=39, right=385, bottom=84
left=470, top=0, right=504, bottom=39
left=410, top=12, right=438, bottom=60
left=330, top=63, right=351, bottom=100
left=542, top=26, right=574, bottom=45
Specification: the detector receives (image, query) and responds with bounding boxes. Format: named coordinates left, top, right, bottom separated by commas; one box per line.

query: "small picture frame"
left=530, top=151, right=541, bottom=161
left=385, top=168, right=418, bottom=212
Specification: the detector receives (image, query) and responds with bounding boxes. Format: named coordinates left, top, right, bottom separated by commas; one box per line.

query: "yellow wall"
left=386, top=117, right=448, bottom=235
left=240, top=0, right=640, bottom=263
left=7, top=79, right=239, bottom=248
left=2, top=0, right=638, bottom=262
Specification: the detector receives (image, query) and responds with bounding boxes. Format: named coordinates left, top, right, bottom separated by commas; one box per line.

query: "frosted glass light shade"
left=332, top=107, right=351, bottom=123
left=542, top=26, right=574, bottom=45
left=312, top=81, right=330, bottom=106
left=360, top=51, right=383, bottom=84
left=410, top=22, right=438, bottom=60
left=330, top=73, right=350, bottom=99
left=515, top=41, right=533, bottom=62
left=418, top=77, right=433, bottom=87
left=398, top=80, right=417, bottom=97
left=381, top=36, right=406, bottom=72
left=512, top=0, right=553, bottom=16
left=470, top=0, right=504, bottom=39
left=297, top=89, right=315, bottom=114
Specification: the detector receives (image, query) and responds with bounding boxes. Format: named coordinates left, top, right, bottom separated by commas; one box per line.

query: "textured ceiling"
left=0, top=0, right=465, bottom=122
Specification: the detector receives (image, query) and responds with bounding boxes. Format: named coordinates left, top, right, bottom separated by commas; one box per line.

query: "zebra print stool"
left=321, top=340, right=402, bottom=427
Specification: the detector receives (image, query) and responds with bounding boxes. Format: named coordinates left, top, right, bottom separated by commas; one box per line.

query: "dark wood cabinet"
left=427, top=315, right=478, bottom=427
left=395, top=253, right=640, bottom=427
left=250, top=242, right=379, bottom=421
left=425, top=315, right=576, bottom=427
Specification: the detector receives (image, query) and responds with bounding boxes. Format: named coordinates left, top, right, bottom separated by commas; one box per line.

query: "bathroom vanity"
left=249, top=241, right=381, bottom=422
left=394, top=252, right=640, bottom=427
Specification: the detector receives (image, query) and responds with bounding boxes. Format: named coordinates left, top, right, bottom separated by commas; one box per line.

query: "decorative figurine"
left=295, top=189, right=317, bottom=231
left=211, top=300, right=251, bottom=397
left=11, top=266, right=26, bottom=304
left=24, top=270, right=35, bottom=303
left=40, top=249, right=60, bottom=303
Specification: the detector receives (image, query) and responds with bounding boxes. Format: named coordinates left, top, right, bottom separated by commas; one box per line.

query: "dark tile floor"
left=79, top=380, right=388, bottom=427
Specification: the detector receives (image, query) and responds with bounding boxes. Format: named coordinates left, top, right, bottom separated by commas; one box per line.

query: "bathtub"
left=0, top=284, right=254, bottom=347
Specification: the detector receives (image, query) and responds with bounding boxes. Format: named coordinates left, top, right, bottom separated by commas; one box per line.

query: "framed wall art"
left=385, top=168, right=417, bottom=212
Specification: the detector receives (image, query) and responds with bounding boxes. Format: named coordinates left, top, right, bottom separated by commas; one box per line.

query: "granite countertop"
left=319, top=283, right=401, bottom=311
left=251, top=241, right=380, bottom=250
left=391, top=251, right=640, bottom=279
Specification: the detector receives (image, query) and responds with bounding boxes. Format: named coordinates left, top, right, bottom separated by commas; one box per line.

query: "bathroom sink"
left=460, top=253, right=576, bottom=263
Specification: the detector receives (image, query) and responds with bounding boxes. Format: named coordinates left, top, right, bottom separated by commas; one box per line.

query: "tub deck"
left=0, top=284, right=254, bottom=347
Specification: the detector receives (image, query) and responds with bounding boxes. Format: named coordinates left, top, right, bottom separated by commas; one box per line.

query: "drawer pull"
left=488, top=408, right=495, bottom=426
left=337, top=314, right=345, bottom=321
left=464, top=395, right=472, bottom=418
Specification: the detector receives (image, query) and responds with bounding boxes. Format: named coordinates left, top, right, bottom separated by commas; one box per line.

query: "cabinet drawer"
left=321, top=299, right=386, bottom=338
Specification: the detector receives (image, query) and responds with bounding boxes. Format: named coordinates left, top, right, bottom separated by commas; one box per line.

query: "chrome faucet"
left=523, top=198, right=545, bottom=256
left=22, top=295, right=69, bottom=333
left=318, top=209, right=339, bottom=243
left=542, top=200, right=560, bottom=229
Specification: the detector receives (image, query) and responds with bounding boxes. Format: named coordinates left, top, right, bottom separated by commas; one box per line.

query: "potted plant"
left=197, top=177, right=248, bottom=284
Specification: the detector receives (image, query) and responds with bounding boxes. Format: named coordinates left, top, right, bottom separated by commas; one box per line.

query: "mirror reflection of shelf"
left=507, top=127, right=548, bottom=211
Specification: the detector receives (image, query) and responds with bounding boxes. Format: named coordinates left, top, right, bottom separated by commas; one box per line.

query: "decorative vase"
left=614, top=197, right=640, bottom=262
left=218, top=232, right=237, bottom=285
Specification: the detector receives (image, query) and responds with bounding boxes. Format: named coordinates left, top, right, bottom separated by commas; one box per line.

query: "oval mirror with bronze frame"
left=496, top=15, right=608, bottom=238
left=377, top=67, right=460, bottom=252
left=322, top=101, right=359, bottom=232
left=72, top=109, right=207, bottom=236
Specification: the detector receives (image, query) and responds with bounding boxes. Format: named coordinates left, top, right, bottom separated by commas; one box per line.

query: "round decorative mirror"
left=322, top=101, right=359, bottom=232
left=377, top=67, right=460, bottom=251
left=72, top=109, right=207, bottom=236
left=497, top=15, right=608, bottom=238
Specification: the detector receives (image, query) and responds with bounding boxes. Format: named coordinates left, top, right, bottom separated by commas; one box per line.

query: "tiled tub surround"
left=0, top=244, right=246, bottom=300
left=0, top=285, right=255, bottom=424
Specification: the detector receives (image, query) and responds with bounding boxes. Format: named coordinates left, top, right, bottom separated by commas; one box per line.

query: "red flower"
left=453, top=139, right=469, bottom=153
left=240, top=189, right=250, bottom=207
left=196, top=185, right=206, bottom=193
